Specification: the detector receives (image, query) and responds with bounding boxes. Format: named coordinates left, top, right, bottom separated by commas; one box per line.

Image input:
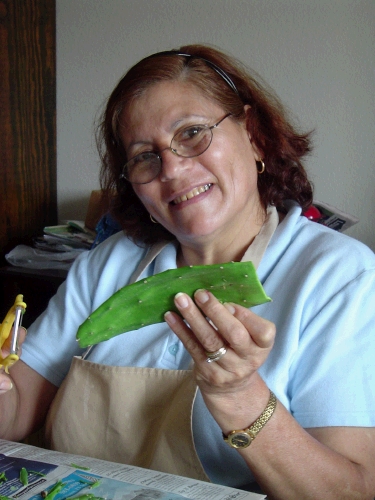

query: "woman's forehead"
left=121, top=80, right=223, bottom=129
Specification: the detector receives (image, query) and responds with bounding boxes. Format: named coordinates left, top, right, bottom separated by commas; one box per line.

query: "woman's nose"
left=159, top=148, right=189, bottom=182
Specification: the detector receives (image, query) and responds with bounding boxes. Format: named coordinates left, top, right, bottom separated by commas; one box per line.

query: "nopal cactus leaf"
left=76, top=261, right=271, bottom=348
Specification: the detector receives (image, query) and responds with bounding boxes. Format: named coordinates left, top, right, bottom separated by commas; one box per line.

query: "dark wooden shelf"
left=0, top=265, right=67, bottom=328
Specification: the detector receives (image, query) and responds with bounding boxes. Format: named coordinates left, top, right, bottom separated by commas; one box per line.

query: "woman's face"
left=120, top=81, right=263, bottom=250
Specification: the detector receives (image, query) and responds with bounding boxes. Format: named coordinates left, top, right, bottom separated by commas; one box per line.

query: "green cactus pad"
left=77, top=261, right=271, bottom=348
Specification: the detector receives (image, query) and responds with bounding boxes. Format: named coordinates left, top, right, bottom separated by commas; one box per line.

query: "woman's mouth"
left=172, top=184, right=212, bottom=205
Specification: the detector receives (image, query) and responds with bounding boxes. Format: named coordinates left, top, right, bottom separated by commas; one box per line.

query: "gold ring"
left=205, top=346, right=227, bottom=363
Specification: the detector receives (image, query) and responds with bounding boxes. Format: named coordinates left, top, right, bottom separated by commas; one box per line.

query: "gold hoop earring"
left=256, top=159, right=265, bottom=174
left=150, top=214, right=158, bottom=224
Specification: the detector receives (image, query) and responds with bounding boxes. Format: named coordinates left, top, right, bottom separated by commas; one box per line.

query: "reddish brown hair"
left=97, top=44, right=313, bottom=245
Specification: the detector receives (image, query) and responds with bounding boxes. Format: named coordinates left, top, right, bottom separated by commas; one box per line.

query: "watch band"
left=223, top=390, right=277, bottom=449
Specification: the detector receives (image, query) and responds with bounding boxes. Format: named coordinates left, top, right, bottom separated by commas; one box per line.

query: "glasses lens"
left=172, top=125, right=212, bottom=157
left=125, top=153, right=161, bottom=184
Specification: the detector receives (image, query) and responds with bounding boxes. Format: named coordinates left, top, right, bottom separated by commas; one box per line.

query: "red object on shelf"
left=303, top=205, right=322, bottom=222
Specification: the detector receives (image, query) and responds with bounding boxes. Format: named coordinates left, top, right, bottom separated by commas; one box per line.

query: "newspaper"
left=0, top=440, right=265, bottom=500
left=312, top=200, right=359, bottom=232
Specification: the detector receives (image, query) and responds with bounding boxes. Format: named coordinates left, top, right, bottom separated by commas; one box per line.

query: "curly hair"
left=97, top=44, right=313, bottom=245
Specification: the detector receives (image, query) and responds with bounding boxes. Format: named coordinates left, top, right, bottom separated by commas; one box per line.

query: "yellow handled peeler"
left=0, top=294, right=27, bottom=373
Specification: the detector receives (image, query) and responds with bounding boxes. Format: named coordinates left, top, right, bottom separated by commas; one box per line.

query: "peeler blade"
left=9, top=305, right=25, bottom=355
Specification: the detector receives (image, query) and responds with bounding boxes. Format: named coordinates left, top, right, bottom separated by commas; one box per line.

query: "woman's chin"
left=173, top=222, right=221, bottom=244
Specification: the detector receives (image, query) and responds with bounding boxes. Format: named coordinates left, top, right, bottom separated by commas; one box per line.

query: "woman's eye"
left=132, top=152, right=155, bottom=163
left=178, top=125, right=206, bottom=142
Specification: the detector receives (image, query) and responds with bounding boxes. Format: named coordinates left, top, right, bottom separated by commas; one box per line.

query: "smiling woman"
left=1, top=45, right=375, bottom=500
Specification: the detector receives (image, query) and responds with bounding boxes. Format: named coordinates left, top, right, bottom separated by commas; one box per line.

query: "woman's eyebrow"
left=127, top=139, right=153, bottom=150
left=170, top=114, right=206, bottom=128
left=127, top=114, right=209, bottom=150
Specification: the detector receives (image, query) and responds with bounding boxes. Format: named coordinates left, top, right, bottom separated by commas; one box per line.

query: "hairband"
left=143, top=50, right=239, bottom=96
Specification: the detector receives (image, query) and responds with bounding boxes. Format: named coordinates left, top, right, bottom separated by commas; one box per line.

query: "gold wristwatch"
left=223, top=390, right=277, bottom=449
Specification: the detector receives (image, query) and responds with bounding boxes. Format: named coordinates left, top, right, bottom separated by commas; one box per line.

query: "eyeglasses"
left=121, top=113, right=231, bottom=184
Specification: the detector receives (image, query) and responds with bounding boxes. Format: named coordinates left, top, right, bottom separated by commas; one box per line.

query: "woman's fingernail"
left=224, top=302, right=236, bottom=314
left=175, top=292, right=189, bottom=309
left=0, top=379, right=13, bottom=392
left=195, top=289, right=209, bottom=304
left=164, top=311, right=177, bottom=325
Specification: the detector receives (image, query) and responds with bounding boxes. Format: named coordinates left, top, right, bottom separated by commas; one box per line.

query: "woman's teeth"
left=173, top=184, right=212, bottom=205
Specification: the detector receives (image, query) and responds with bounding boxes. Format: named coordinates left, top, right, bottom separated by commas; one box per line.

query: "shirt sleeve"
left=21, top=250, right=92, bottom=386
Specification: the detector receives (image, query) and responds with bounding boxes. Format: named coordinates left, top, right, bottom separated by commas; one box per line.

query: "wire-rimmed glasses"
left=121, top=113, right=231, bottom=184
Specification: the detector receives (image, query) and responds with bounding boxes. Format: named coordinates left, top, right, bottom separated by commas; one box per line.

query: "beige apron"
left=44, top=206, right=278, bottom=480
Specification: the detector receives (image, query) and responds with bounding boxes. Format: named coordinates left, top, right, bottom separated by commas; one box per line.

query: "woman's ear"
left=243, top=104, right=252, bottom=140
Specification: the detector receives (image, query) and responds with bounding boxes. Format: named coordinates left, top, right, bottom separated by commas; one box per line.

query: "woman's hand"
left=0, top=326, right=27, bottom=394
left=164, top=289, right=275, bottom=427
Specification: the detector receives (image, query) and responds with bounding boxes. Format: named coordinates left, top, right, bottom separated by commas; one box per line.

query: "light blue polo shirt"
left=22, top=203, right=375, bottom=488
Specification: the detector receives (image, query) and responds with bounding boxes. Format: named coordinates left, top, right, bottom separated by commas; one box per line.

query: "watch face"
left=229, top=431, right=252, bottom=449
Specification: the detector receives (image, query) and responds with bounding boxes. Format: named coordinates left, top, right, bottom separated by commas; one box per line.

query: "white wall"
left=56, top=0, right=375, bottom=250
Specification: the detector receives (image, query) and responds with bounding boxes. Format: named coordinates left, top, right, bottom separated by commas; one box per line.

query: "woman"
left=1, top=45, right=375, bottom=499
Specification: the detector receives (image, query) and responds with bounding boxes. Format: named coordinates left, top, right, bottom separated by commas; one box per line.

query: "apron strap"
left=241, top=205, right=278, bottom=268
left=128, top=240, right=170, bottom=283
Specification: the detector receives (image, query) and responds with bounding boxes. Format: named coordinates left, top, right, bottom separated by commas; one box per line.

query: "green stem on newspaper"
left=28, top=470, right=46, bottom=477
left=44, top=480, right=65, bottom=500
left=89, top=480, right=101, bottom=489
left=19, top=467, right=28, bottom=486
left=70, top=463, right=90, bottom=470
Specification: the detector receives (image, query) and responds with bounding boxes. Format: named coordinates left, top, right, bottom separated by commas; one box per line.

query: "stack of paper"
left=41, top=221, right=96, bottom=251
